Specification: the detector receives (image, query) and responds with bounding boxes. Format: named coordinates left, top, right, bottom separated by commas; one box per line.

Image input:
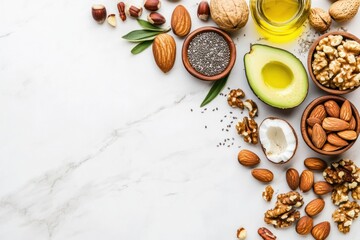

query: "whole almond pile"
left=306, top=99, right=358, bottom=152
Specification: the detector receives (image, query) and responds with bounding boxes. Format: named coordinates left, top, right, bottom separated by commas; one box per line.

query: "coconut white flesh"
left=259, top=118, right=297, bottom=163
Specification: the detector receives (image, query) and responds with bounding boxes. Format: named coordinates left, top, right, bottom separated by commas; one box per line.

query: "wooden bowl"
left=301, top=95, right=360, bottom=155
left=307, top=31, right=360, bottom=95
left=182, top=26, right=236, bottom=81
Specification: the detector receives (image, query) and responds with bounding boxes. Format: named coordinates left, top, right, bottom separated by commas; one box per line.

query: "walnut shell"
left=309, top=8, right=332, bottom=32
left=210, top=0, right=249, bottom=32
left=329, top=0, right=360, bottom=22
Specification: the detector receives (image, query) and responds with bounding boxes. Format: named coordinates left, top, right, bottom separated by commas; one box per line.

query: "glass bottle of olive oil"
left=250, top=0, right=311, bottom=42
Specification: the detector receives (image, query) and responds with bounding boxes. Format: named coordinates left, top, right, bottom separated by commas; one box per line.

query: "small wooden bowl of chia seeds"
left=182, top=26, right=236, bottom=81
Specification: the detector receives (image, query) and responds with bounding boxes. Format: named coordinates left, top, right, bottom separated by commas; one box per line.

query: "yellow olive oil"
left=250, top=0, right=311, bottom=42
left=261, top=0, right=300, bottom=23
left=262, top=61, right=293, bottom=89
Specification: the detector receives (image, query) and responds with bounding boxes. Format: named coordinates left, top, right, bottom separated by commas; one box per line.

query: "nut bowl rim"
left=301, top=95, right=360, bottom=155
left=307, top=31, right=360, bottom=95
left=181, top=26, right=236, bottom=81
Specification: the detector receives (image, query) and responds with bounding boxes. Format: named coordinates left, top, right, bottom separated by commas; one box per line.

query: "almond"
left=304, top=157, right=327, bottom=171
left=152, top=33, right=176, bottom=73
left=305, top=198, right=325, bottom=217
left=327, top=133, right=349, bottom=147
left=251, top=168, right=273, bottom=183
left=309, top=104, right=327, bottom=121
left=296, top=216, right=313, bottom=235
left=340, top=100, right=352, bottom=122
left=307, top=127, right=313, bottom=138
left=349, top=116, right=356, bottom=130
left=238, top=149, right=260, bottom=167
left=306, top=117, right=322, bottom=127
left=299, top=170, right=314, bottom=192
left=313, top=181, right=333, bottom=195
left=337, top=130, right=358, bottom=141
left=324, top=100, right=340, bottom=118
left=322, top=143, right=342, bottom=152
left=286, top=168, right=300, bottom=190
left=311, top=221, right=330, bottom=240
left=322, top=117, right=350, bottom=131
left=171, top=5, right=191, bottom=37
left=311, top=123, right=327, bottom=149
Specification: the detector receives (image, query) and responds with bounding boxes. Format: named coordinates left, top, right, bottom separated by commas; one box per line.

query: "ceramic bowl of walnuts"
left=307, top=31, right=360, bottom=95
left=301, top=95, right=360, bottom=155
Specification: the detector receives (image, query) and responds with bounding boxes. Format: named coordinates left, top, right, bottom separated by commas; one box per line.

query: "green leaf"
left=137, top=19, right=164, bottom=32
left=122, top=30, right=160, bottom=41
left=200, top=74, right=230, bottom=107
left=131, top=41, right=153, bottom=54
left=126, top=35, right=157, bottom=43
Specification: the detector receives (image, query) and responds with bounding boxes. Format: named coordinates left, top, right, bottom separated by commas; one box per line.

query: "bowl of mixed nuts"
left=181, top=26, right=236, bottom=81
left=307, top=31, right=360, bottom=94
left=301, top=95, right=360, bottom=155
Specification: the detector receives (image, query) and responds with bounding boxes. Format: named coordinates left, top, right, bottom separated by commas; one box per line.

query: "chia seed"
left=187, top=31, right=230, bottom=76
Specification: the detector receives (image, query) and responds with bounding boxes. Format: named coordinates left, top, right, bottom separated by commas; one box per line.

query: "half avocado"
left=244, top=44, right=308, bottom=109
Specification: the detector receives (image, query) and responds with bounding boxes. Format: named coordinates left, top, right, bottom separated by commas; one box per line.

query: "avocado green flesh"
left=244, top=44, right=308, bottom=109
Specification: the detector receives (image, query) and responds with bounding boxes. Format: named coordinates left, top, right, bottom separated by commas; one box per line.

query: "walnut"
left=333, top=201, right=360, bottom=233
left=228, top=89, right=245, bottom=109
left=332, top=184, right=350, bottom=206
left=329, top=35, right=343, bottom=47
left=343, top=40, right=360, bottom=55
left=309, top=8, right=332, bottom=32
left=236, top=117, right=259, bottom=144
left=244, top=99, right=258, bottom=118
left=351, top=185, right=360, bottom=200
left=263, top=185, right=274, bottom=202
left=264, top=191, right=303, bottom=228
left=311, top=35, right=360, bottom=91
left=210, top=0, right=249, bottom=32
left=323, top=159, right=357, bottom=185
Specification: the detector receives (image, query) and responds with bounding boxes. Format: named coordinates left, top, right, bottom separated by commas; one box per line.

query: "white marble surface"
left=1, top=0, right=360, bottom=239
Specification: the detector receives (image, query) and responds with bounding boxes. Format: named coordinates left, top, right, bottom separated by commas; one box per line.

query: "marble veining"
left=1, top=0, right=360, bottom=239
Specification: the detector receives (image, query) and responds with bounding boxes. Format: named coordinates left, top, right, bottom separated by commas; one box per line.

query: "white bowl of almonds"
left=308, top=31, right=360, bottom=94
left=301, top=95, right=360, bottom=155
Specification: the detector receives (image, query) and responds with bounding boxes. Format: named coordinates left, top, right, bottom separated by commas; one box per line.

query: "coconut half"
left=259, top=117, right=298, bottom=164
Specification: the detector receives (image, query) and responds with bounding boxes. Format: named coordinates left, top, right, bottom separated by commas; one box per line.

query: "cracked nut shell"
left=210, top=0, right=249, bottom=32
left=329, top=0, right=360, bottom=22
left=309, top=8, right=332, bottom=32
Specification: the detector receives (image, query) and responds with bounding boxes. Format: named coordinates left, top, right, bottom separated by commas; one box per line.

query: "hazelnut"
left=197, top=1, right=210, bottom=21
left=147, top=12, right=166, bottom=25
left=107, top=14, right=116, bottom=27
left=92, top=4, right=107, bottom=24
left=144, top=0, right=161, bottom=11
left=309, top=8, right=332, bottom=32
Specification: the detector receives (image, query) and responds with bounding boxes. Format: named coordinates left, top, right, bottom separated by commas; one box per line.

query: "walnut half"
left=333, top=201, right=360, bottom=233
left=264, top=191, right=303, bottom=228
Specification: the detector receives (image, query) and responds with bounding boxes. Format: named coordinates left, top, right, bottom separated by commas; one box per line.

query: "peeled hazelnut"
left=197, top=1, right=210, bottom=21
left=107, top=14, right=117, bottom=27
left=309, top=8, right=332, bottom=32
left=144, top=0, right=161, bottom=11
left=92, top=4, right=107, bottom=24
left=236, top=227, right=247, bottom=240
left=128, top=5, right=143, bottom=18
left=148, top=12, right=166, bottom=25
